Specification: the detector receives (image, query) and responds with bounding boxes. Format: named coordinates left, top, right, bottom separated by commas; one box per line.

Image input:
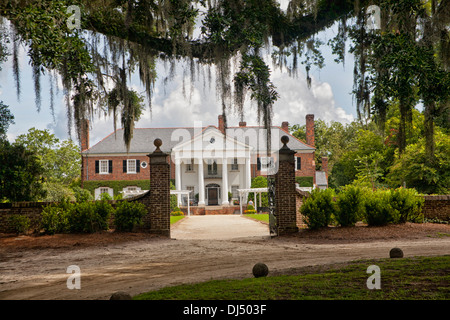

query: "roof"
left=82, top=125, right=314, bottom=155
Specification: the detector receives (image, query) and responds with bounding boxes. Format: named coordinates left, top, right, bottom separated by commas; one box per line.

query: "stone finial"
left=281, top=135, right=289, bottom=147
left=154, top=138, right=162, bottom=152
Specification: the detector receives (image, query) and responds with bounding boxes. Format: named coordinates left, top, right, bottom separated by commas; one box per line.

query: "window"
left=95, top=187, right=113, bottom=199
left=231, top=158, right=239, bottom=171
left=186, top=186, right=195, bottom=195
left=98, top=160, right=112, bottom=174
left=95, top=160, right=112, bottom=174
left=186, top=158, right=195, bottom=172
left=207, top=160, right=217, bottom=175
left=100, top=160, right=109, bottom=174
left=127, top=159, right=136, bottom=173
left=123, top=159, right=140, bottom=173
left=296, top=156, right=301, bottom=170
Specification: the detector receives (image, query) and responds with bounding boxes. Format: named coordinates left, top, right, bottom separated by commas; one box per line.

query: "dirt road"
left=0, top=218, right=449, bottom=300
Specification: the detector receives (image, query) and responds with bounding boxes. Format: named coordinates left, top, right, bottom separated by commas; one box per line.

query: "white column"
left=175, top=159, right=182, bottom=206
left=246, top=155, right=251, bottom=189
left=222, top=157, right=229, bottom=205
left=198, top=158, right=205, bottom=205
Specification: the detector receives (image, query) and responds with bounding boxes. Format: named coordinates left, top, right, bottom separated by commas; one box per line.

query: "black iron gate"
left=267, top=175, right=277, bottom=237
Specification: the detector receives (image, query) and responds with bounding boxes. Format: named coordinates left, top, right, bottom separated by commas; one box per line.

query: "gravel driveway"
left=171, top=215, right=270, bottom=240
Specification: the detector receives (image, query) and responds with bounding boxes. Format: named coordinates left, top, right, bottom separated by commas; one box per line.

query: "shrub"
left=99, top=192, right=113, bottom=201
left=363, top=190, right=392, bottom=226
left=245, top=204, right=257, bottom=214
left=67, top=201, right=102, bottom=233
left=40, top=203, right=70, bottom=235
left=94, top=199, right=114, bottom=230
left=171, top=206, right=184, bottom=216
left=114, top=201, right=147, bottom=232
left=300, top=188, right=337, bottom=229
left=8, top=214, right=31, bottom=234
left=335, top=185, right=366, bottom=227
left=72, top=187, right=94, bottom=202
left=388, top=188, right=424, bottom=223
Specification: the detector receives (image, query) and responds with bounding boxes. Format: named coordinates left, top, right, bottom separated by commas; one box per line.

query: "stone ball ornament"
left=154, top=138, right=162, bottom=148
left=389, top=247, right=404, bottom=258
left=110, top=291, right=132, bottom=300
left=252, top=262, right=269, bottom=278
left=281, top=135, right=289, bottom=146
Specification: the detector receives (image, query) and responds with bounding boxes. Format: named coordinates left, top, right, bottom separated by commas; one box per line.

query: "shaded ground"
left=0, top=220, right=449, bottom=300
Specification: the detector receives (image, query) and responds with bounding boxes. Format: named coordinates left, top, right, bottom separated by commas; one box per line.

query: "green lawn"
left=243, top=214, right=269, bottom=223
left=134, top=255, right=450, bottom=300
left=170, top=215, right=186, bottom=224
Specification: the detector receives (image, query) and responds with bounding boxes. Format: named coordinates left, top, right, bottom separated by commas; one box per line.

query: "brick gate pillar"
left=275, top=136, right=299, bottom=235
left=144, top=138, right=170, bottom=237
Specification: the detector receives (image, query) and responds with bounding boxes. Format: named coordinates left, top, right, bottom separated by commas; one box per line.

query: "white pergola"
left=170, top=190, right=192, bottom=216
left=237, top=187, right=268, bottom=215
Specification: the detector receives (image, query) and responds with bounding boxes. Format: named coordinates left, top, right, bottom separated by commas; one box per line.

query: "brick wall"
left=0, top=202, right=47, bottom=233
left=422, top=195, right=450, bottom=222
left=1, top=195, right=449, bottom=234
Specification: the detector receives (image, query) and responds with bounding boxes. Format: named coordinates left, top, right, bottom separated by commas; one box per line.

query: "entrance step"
left=181, top=205, right=242, bottom=215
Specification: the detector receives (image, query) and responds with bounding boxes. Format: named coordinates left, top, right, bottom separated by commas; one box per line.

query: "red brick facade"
left=82, top=155, right=151, bottom=182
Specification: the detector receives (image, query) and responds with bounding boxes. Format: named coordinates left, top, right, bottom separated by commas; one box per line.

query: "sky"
left=0, top=2, right=357, bottom=149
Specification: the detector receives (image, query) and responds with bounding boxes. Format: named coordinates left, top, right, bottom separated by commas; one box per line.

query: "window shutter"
left=136, top=160, right=140, bottom=173
left=297, top=157, right=301, bottom=170
left=95, top=160, right=99, bottom=174
left=109, top=160, right=113, bottom=173
left=257, top=157, right=261, bottom=171
left=123, top=160, right=127, bottom=173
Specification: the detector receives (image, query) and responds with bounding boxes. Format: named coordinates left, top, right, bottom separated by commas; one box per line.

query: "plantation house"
left=80, top=114, right=328, bottom=205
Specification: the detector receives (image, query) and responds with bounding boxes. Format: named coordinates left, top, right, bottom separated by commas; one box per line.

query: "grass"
left=134, top=255, right=450, bottom=300
left=170, top=215, right=185, bottom=224
left=244, top=214, right=269, bottom=223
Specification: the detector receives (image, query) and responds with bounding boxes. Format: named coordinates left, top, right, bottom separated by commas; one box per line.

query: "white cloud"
left=270, top=68, right=354, bottom=126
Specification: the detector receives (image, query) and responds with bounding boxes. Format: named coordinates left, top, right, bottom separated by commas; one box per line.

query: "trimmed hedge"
left=114, top=201, right=147, bottom=232
left=335, top=185, right=366, bottom=227
left=300, top=187, right=425, bottom=229
left=296, top=176, right=314, bottom=187
left=40, top=198, right=114, bottom=234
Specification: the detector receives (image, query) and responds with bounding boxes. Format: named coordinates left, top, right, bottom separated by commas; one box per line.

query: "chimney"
left=306, top=114, right=315, bottom=147
left=218, top=115, right=225, bottom=134
left=239, top=121, right=247, bottom=127
left=322, top=156, right=328, bottom=178
left=281, top=121, right=289, bottom=133
left=80, top=119, right=90, bottom=151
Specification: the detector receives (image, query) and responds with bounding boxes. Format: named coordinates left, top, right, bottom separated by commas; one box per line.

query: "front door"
left=208, top=188, right=218, bottom=205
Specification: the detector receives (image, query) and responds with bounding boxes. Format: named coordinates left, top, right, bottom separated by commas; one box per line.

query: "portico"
left=172, top=127, right=253, bottom=207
